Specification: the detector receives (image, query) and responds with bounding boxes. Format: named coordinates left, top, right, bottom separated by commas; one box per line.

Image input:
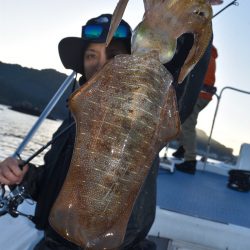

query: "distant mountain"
left=0, top=61, right=74, bottom=120
left=0, top=61, right=235, bottom=162
left=170, top=129, right=236, bottom=163
left=196, top=129, right=234, bottom=161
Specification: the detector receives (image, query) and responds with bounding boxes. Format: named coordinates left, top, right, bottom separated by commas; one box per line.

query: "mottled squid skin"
left=49, top=54, right=180, bottom=249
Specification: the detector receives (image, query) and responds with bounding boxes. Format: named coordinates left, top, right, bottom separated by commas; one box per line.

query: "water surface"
left=0, top=104, right=61, bottom=165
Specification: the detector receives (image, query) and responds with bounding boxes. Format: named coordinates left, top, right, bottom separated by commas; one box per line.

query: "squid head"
left=107, top=0, right=213, bottom=83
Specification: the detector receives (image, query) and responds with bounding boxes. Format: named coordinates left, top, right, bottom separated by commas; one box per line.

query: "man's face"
left=83, top=40, right=129, bottom=81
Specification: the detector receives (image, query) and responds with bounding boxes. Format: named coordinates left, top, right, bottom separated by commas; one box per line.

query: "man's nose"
left=97, top=58, right=107, bottom=71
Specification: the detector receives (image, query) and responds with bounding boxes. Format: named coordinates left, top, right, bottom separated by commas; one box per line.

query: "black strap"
left=201, top=84, right=217, bottom=95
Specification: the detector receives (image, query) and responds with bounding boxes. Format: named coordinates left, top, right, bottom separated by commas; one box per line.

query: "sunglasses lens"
left=84, top=25, right=103, bottom=38
left=114, top=25, right=129, bottom=38
left=83, top=23, right=130, bottom=40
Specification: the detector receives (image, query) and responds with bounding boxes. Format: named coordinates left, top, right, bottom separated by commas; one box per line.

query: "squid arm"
left=178, top=21, right=212, bottom=83
left=106, top=0, right=161, bottom=46
left=106, top=0, right=130, bottom=47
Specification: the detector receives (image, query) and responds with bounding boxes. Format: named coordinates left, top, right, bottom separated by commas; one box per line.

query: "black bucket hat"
left=58, top=14, right=132, bottom=75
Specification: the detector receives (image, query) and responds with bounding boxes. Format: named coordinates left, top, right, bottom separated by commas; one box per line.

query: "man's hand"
left=0, top=157, right=29, bottom=185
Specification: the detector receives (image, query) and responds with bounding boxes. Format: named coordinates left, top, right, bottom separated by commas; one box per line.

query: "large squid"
left=49, top=0, right=212, bottom=249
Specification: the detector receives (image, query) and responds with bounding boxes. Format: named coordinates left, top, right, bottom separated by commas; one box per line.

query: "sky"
left=0, top=0, right=250, bottom=155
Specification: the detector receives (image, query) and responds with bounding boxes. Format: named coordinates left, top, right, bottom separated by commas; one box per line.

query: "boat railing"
left=203, top=86, right=250, bottom=170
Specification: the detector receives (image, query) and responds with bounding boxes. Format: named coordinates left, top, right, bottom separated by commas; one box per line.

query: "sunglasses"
left=82, top=24, right=130, bottom=40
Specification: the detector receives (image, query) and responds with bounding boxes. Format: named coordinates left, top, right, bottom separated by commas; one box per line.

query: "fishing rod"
left=213, top=0, right=239, bottom=18
left=12, top=71, right=76, bottom=158
left=0, top=71, right=76, bottom=220
left=0, top=121, right=75, bottom=220
left=20, top=122, right=75, bottom=168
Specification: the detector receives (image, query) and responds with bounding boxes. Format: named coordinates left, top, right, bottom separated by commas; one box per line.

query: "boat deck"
left=157, top=166, right=250, bottom=228
left=147, top=159, right=250, bottom=249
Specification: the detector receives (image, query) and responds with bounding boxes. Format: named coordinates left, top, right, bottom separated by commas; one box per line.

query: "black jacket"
left=165, top=34, right=213, bottom=124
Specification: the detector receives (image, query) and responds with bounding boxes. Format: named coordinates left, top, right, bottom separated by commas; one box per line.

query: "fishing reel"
left=0, top=184, right=34, bottom=221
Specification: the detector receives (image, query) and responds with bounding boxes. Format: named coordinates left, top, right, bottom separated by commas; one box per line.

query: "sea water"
left=0, top=104, right=61, bottom=165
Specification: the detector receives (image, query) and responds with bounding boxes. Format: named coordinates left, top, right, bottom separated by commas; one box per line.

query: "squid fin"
left=106, top=0, right=130, bottom=47
left=157, top=85, right=180, bottom=148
